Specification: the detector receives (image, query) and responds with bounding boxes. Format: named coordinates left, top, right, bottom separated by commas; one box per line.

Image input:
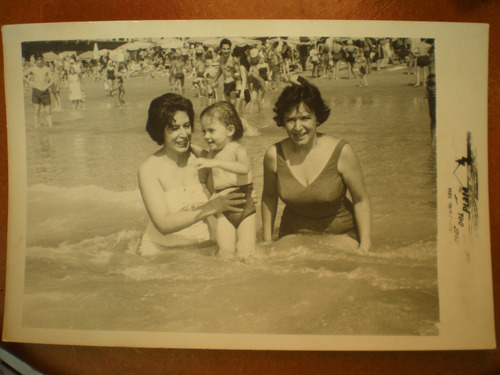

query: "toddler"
left=195, top=102, right=255, bottom=260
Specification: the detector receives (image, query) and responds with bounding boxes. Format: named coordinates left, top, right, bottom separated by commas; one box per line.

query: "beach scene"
left=20, top=36, right=438, bottom=336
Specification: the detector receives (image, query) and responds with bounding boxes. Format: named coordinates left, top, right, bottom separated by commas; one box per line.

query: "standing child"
left=355, top=55, right=368, bottom=87
left=203, top=63, right=219, bottom=105
left=68, top=67, right=83, bottom=109
left=112, top=75, right=126, bottom=106
left=195, top=102, right=256, bottom=260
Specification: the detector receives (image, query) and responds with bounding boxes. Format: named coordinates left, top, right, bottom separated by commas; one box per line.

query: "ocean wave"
left=27, top=184, right=147, bottom=246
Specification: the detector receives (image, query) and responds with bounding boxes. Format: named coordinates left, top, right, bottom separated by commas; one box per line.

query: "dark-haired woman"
left=261, top=77, right=371, bottom=251
left=231, top=46, right=251, bottom=115
left=137, top=93, right=246, bottom=255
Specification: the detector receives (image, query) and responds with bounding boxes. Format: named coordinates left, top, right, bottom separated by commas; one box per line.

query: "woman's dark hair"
left=220, top=38, right=232, bottom=49
left=146, top=93, right=195, bottom=145
left=273, top=76, right=331, bottom=127
left=231, top=45, right=244, bottom=58
left=200, top=101, right=244, bottom=141
left=232, top=45, right=250, bottom=71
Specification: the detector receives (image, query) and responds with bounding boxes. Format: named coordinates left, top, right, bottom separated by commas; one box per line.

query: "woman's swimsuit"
left=345, top=48, right=356, bottom=64
left=106, top=67, right=116, bottom=80
left=417, top=55, right=431, bottom=67
left=215, top=183, right=255, bottom=229
left=138, top=183, right=210, bottom=255
left=331, top=44, right=344, bottom=62
left=275, top=139, right=358, bottom=240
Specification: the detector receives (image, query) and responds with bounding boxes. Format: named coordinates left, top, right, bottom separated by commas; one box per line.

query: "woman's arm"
left=261, top=145, right=279, bottom=242
left=338, top=143, right=372, bottom=252
left=138, top=159, right=245, bottom=235
left=240, top=64, right=248, bottom=92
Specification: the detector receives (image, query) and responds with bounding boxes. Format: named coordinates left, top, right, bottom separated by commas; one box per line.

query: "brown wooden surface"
left=0, top=1, right=499, bottom=374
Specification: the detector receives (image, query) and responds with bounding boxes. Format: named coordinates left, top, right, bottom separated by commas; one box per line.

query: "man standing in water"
left=214, top=38, right=237, bottom=101
left=24, top=54, right=53, bottom=128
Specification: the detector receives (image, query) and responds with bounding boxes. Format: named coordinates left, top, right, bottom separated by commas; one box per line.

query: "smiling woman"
left=137, top=93, right=247, bottom=255
left=261, top=76, right=372, bottom=252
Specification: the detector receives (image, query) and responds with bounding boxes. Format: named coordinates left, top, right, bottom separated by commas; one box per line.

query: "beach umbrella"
left=117, top=41, right=153, bottom=51
left=232, top=37, right=258, bottom=47
left=42, top=51, right=60, bottom=61
left=78, top=51, right=94, bottom=60
left=202, top=37, right=224, bottom=48
left=59, top=51, right=77, bottom=58
left=109, top=49, right=126, bottom=62
left=157, top=38, right=184, bottom=49
left=188, top=37, right=213, bottom=45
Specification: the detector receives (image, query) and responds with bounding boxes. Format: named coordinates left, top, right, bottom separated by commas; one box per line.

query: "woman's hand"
left=205, top=188, right=246, bottom=214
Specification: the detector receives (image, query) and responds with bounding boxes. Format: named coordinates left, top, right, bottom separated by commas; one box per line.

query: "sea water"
left=22, top=71, right=438, bottom=335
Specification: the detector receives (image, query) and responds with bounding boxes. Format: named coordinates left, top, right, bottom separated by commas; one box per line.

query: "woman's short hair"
left=146, top=93, right=195, bottom=145
left=220, top=38, right=232, bottom=49
left=273, top=76, right=331, bottom=127
left=231, top=46, right=244, bottom=58
left=200, top=101, right=244, bottom=141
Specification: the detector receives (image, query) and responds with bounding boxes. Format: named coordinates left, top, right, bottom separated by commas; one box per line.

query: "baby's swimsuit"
left=215, top=183, right=256, bottom=228
left=275, top=139, right=358, bottom=240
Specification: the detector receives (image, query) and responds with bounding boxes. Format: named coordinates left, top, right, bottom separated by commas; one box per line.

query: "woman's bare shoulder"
left=138, top=151, right=165, bottom=176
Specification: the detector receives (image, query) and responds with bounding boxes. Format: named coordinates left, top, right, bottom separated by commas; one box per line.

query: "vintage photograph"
left=2, top=20, right=493, bottom=350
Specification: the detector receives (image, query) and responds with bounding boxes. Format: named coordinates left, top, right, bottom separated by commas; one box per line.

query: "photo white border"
left=1, top=20, right=494, bottom=350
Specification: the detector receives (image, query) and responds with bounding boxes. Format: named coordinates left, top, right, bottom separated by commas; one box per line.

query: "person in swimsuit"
left=192, top=50, right=207, bottom=98
left=308, top=45, right=320, bottom=78
left=318, top=40, right=330, bottom=78
left=105, top=61, right=117, bottom=96
left=49, top=63, right=62, bottom=111
left=112, top=75, right=126, bottom=106
left=138, top=93, right=247, bottom=256
left=413, top=38, right=433, bottom=87
left=280, top=39, right=292, bottom=81
left=261, top=76, right=371, bottom=252
left=247, top=47, right=267, bottom=113
left=231, top=46, right=251, bottom=115
left=361, top=38, right=374, bottom=75
left=203, top=63, right=219, bottom=105
left=194, top=101, right=256, bottom=260
left=268, top=41, right=282, bottom=90
left=330, top=38, right=345, bottom=80
left=214, top=38, right=238, bottom=102
left=171, top=54, right=186, bottom=96
left=24, top=54, right=53, bottom=128
left=343, top=39, right=359, bottom=80
left=355, top=54, right=369, bottom=87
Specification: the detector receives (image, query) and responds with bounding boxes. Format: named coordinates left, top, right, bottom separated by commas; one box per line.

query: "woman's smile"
left=284, top=102, right=317, bottom=146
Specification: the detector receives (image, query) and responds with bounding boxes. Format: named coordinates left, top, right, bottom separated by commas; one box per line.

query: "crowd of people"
left=23, top=36, right=435, bottom=128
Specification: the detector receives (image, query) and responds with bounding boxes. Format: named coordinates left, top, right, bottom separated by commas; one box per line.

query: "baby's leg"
left=217, top=214, right=236, bottom=258
left=236, top=213, right=256, bottom=260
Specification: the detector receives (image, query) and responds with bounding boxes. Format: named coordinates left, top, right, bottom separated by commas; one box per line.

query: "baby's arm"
left=195, top=146, right=250, bottom=175
left=189, top=143, right=206, bottom=157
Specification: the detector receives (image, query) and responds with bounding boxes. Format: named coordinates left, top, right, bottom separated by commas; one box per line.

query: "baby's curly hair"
left=146, top=93, right=195, bottom=145
left=200, top=101, right=244, bottom=141
left=273, top=76, right=331, bottom=127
